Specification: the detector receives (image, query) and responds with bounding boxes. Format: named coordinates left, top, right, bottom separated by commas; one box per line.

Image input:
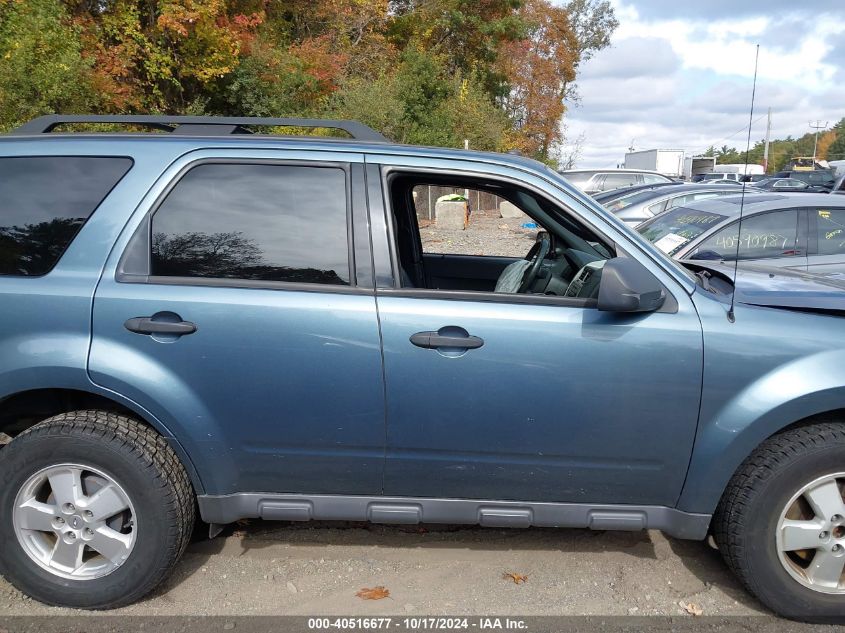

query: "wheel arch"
left=0, top=386, right=205, bottom=495
left=678, top=398, right=845, bottom=516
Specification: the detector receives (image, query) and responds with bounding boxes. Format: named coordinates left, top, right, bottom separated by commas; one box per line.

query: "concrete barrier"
left=500, top=201, right=525, bottom=218
left=435, top=200, right=469, bottom=230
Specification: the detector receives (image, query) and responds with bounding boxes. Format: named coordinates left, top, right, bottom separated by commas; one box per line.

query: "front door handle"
left=124, top=316, right=197, bottom=336
left=410, top=328, right=484, bottom=350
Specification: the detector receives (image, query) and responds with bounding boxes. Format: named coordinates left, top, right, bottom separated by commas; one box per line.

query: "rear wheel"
left=714, top=422, right=845, bottom=621
left=0, top=410, right=194, bottom=609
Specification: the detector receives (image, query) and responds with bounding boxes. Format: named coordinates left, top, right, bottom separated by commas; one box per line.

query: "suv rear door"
left=89, top=149, right=386, bottom=496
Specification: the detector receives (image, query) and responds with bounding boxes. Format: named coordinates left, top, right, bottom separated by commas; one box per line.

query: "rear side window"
left=816, top=208, right=845, bottom=255
left=600, top=173, right=638, bottom=191
left=0, top=157, right=132, bottom=276
left=151, top=163, right=350, bottom=286
left=695, top=210, right=799, bottom=260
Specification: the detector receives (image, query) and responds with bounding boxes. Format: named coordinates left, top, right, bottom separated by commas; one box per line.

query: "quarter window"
left=815, top=208, right=845, bottom=255
left=694, top=210, right=799, bottom=260
left=150, top=163, right=350, bottom=286
left=0, top=156, right=132, bottom=276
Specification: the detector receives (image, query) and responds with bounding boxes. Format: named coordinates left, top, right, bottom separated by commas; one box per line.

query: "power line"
left=690, top=113, right=767, bottom=157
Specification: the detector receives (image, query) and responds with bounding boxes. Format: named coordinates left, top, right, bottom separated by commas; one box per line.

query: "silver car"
left=559, top=169, right=672, bottom=194
left=605, top=183, right=747, bottom=226
left=636, top=192, right=845, bottom=273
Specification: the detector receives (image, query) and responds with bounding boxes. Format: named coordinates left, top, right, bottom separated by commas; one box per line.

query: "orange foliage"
left=498, top=0, right=578, bottom=158
left=817, top=130, right=837, bottom=161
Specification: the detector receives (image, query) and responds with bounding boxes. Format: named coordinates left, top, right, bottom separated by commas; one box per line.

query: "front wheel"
left=0, top=410, right=195, bottom=609
left=714, top=422, right=845, bottom=621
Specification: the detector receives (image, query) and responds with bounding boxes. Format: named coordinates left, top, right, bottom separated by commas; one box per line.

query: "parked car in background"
left=773, top=169, right=837, bottom=191
left=740, top=173, right=768, bottom=183
left=591, top=181, right=683, bottom=204
left=604, top=184, right=749, bottom=227
left=700, top=172, right=744, bottom=183
left=636, top=192, right=845, bottom=273
left=753, top=177, right=829, bottom=193
left=559, top=168, right=673, bottom=194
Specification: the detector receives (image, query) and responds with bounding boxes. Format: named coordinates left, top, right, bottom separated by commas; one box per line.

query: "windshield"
left=637, top=207, right=726, bottom=255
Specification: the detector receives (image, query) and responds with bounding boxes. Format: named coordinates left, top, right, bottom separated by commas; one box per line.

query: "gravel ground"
left=419, top=209, right=539, bottom=258
left=1, top=521, right=769, bottom=617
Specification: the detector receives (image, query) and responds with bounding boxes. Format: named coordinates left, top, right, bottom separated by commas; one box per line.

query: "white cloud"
left=564, top=0, right=845, bottom=168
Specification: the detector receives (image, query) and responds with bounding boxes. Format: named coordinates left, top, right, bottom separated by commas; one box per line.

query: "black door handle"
left=124, top=317, right=197, bottom=336
left=410, top=329, right=484, bottom=350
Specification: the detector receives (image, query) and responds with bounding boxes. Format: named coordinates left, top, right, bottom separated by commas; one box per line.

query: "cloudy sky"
left=562, top=0, right=845, bottom=168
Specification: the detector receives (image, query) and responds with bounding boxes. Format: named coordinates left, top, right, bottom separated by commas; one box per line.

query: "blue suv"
left=0, top=116, right=844, bottom=620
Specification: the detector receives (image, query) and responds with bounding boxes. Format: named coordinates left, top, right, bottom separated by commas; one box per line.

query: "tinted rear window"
left=150, top=163, right=351, bottom=285
left=0, top=157, right=132, bottom=276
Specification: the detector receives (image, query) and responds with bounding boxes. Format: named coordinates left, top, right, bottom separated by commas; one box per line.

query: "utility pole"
left=762, top=107, right=772, bottom=173
left=809, top=120, right=828, bottom=165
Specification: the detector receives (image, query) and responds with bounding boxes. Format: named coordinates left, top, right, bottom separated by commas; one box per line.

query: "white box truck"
left=683, top=156, right=716, bottom=180
left=623, top=149, right=684, bottom=178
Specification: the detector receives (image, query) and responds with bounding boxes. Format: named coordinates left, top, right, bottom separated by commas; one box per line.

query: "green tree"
left=827, top=118, right=845, bottom=162
left=0, top=0, right=97, bottom=131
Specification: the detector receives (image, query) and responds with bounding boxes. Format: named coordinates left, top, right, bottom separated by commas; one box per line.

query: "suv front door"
left=89, top=150, right=385, bottom=496
left=368, top=158, right=704, bottom=507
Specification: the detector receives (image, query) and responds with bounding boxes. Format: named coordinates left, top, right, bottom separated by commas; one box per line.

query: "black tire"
left=714, top=421, right=845, bottom=622
left=0, top=410, right=195, bottom=609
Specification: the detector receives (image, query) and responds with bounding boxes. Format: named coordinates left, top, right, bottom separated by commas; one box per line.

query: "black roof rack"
left=9, top=115, right=389, bottom=143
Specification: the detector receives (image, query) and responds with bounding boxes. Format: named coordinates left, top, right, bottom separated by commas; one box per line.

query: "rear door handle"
left=124, top=317, right=197, bottom=336
left=410, top=329, right=484, bottom=350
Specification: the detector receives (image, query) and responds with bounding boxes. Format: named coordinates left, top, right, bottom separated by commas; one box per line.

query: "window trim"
left=690, top=208, right=805, bottom=261
left=0, top=154, right=133, bottom=278
left=116, top=158, right=360, bottom=292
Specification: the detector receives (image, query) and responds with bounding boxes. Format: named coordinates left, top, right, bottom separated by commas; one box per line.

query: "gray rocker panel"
left=197, top=493, right=711, bottom=540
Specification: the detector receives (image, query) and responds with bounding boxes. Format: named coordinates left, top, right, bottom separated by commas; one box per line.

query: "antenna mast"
left=727, top=44, right=760, bottom=324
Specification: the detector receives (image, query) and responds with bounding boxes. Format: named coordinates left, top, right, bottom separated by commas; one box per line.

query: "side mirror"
left=597, top=257, right=666, bottom=313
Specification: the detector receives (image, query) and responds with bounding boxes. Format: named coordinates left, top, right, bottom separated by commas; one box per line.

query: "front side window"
left=0, top=156, right=132, bottom=276
left=694, top=210, right=799, bottom=260
left=151, top=163, right=350, bottom=286
left=816, top=208, right=845, bottom=255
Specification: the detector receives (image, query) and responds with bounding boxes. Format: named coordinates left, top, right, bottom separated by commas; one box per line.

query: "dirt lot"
left=2, top=520, right=769, bottom=617
left=419, top=209, right=539, bottom=258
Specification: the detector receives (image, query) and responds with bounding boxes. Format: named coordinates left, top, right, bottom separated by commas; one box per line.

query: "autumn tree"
left=497, top=0, right=578, bottom=159
left=0, top=0, right=619, bottom=162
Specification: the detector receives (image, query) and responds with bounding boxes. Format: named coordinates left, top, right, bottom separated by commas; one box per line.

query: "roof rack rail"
left=9, top=115, right=389, bottom=143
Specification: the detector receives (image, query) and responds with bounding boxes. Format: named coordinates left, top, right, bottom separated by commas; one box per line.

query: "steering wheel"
left=518, top=234, right=551, bottom=293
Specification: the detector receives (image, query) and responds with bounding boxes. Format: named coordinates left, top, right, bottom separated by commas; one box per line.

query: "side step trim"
left=197, top=493, right=710, bottom=540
